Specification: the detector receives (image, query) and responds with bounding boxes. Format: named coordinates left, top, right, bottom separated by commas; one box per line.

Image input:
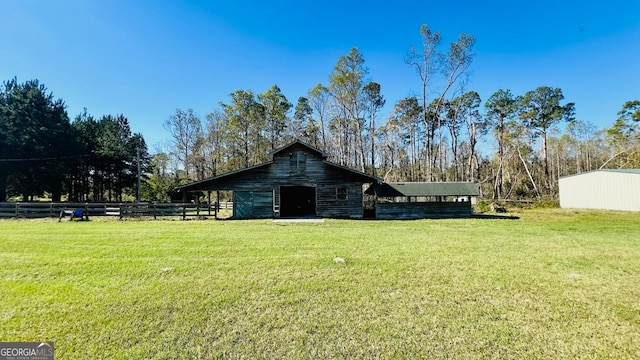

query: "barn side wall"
left=559, top=172, right=640, bottom=212
left=375, top=201, right=472, bottom=219
left=316, top=181, right=364, bottom=218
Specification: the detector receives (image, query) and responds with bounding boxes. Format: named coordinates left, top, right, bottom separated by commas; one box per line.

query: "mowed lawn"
left=1, top=210, right=639, bottom=359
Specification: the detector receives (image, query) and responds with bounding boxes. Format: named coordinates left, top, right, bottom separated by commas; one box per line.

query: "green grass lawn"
left=1, top=209, right=639, bottom=359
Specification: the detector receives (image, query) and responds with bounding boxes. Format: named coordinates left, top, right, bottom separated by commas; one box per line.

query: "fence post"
left=182, top=204, right=186, bottom=221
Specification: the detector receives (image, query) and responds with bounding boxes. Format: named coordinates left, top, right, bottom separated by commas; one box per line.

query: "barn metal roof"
left=269, top=139, right=329, bottom=159
left=559, top=168, right=640, bottom=179
left=365, top=182, right=479, bottom=197
left=175, top=140, right=381, bottom=192
left=595, top=169, right=640, bottom=174
left=175, top=162, right=273, bottom=192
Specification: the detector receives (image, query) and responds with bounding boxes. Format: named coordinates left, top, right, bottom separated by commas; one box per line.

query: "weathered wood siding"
left=200, top=143, right=371, bottom=219
left=233, top=191, right=273, bottom=219
left=316, top=181, right=363, bottom=218
left=375, top=201, right=472, bottom=219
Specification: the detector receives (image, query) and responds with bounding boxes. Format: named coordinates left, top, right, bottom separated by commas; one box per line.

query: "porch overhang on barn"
left=365, top=182, right=479, bottom=198
left=175, top=162, right=274, bottom=193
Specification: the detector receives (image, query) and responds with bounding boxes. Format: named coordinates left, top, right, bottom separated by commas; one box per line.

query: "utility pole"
left=137, top=146, right=141, bottom=202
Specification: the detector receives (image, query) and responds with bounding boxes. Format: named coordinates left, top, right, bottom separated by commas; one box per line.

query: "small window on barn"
left=289, top=152, right=307, bottom=175
left=336, top=187, right=348, bottom=200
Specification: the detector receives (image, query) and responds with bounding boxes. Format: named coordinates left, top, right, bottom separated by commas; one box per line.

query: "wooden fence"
left=0, top=202, right=233, bottom=220
left=375, top=201, right=473, bottom=220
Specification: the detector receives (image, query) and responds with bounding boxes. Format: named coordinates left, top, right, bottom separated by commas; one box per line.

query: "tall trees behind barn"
left=160, top=24, right=639, bottom=201
left=2, top=23, right=638, bottom=202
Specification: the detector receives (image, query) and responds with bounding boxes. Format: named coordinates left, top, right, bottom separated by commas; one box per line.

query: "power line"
left=0, top=154, right=92, bottom=162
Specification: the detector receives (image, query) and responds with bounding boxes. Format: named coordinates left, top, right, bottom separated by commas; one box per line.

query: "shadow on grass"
left=472, top=213, right=520, bottom=220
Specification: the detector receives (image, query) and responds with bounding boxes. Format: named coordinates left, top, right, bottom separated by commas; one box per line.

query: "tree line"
left=161, top=24, right=640, bottom=200
left=2, top=24, right=638, bottom=202
left=0, top=78, right=151, bottom=202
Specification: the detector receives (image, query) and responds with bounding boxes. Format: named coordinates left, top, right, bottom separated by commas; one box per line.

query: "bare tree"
left=406, top=24, right=475, bottom=180
left=204, top=108, right=229, bottom=176
left=405, top=25, right=441, bottom=180
left=485, top=89, right=518, bottom=199
left=307, top=84, right=331, bottom=150
left=163, top=108, right=202, bottom=180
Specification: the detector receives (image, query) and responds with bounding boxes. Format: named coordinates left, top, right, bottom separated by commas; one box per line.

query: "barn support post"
left=181, top=191, right=187, bottom=221
left=207, top=191, right=212, bottom=216
left=215, top=191, right=219, bottom=220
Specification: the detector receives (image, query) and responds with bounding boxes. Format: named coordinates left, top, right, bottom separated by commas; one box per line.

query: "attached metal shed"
left=559, top=169, right=640, bottom=211
left=365, top=182, right=479, bottom=219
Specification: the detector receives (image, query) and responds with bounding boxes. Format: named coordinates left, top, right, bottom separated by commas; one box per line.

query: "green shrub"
left=473, top=199, right=492, bottom=213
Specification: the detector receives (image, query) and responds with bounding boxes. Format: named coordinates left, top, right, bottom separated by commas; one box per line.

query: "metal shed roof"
left=366, top=182, right=479, bottom=197
left=559, top=168, right=640, bottom=179
left=602, top=169, right=640, bottom=174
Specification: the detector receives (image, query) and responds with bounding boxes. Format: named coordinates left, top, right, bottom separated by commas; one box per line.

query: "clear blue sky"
left=2, top=0, right=639, bottom=150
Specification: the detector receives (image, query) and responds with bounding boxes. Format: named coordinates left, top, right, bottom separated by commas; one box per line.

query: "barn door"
left=233, top=191, right=274, bottom=219
left=280, top=186, right=316, bottom=218
left=233, top=191, right=254, bottom=219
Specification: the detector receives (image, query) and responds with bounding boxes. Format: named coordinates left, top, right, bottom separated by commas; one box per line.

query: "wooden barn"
left=176, top=141, right=381, bottom=219
left=365, top=182, right=479, bottom=219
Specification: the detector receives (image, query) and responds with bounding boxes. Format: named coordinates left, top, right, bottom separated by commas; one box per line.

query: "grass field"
left=1, top=209, right=639, bottom=359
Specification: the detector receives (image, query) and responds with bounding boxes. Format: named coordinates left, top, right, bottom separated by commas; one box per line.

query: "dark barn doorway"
left=280, top=186, right=316, bottom=218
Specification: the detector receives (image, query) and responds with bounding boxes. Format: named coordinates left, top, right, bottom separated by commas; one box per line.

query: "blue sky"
left=2, top=0, right=639, bottom=150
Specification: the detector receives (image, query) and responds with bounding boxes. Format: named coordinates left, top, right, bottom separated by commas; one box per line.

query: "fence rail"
left=0, top=202, right=233, bottom=220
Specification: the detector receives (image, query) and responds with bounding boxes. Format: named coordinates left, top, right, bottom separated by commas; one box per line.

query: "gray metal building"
left=559, top=169, right=640, bottom=211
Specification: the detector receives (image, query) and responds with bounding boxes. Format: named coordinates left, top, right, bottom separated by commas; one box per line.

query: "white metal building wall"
left=559, top=170, right=640, bottom=211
